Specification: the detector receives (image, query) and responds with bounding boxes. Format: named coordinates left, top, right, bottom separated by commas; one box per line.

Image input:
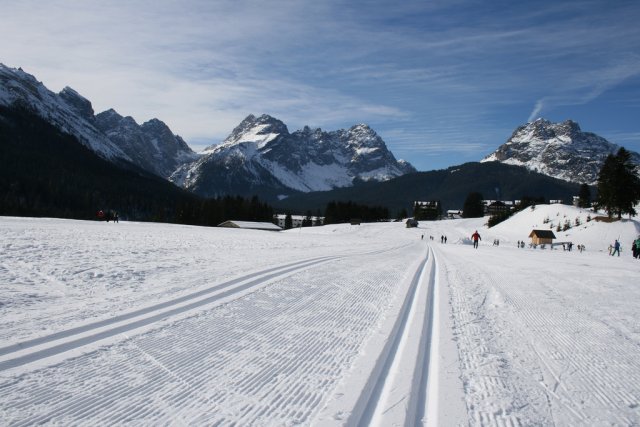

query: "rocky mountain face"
left=170, top=114, right=416, bottom=198
left=0, top=64, right=196, bottom=178
left=0, top=64, right=128, bottom=161
left=95, top=109, right=197, bottom=178
left=481, top=118, right=640, bottom=185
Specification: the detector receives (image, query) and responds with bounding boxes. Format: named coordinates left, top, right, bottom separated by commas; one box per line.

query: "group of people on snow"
left=97, top=210, right=119, bottom=223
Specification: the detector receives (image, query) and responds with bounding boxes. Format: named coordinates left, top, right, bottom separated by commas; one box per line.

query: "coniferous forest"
left=0, top=106, right=273, bottom=225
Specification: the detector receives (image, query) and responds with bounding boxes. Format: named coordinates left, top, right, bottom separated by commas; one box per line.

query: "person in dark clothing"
left=471, top=231, right=481, bottom=249
left=611, top=239, right=621, bottom=257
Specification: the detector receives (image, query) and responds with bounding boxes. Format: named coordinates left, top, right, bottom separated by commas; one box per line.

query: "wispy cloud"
left=528, top=100, right=545, bottom=123
left=1, top=0, right=639, bottom=169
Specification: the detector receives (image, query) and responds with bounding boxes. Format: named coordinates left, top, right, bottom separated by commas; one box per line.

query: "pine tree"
left=577, top=184, right=591, bottom=208
left=462, top=192, right=484, bottom=218
left=596, top=148, right=640, bottom=219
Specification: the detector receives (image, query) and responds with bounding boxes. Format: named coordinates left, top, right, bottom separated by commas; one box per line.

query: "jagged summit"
left=94, top=109, right=197, bottom=178
left=171, top=114, right=415, bottom=198
left=482, top=118, right=640, bottom=185
left=0, top=63, right=196, bottom=178
left=0, top=64, right=128, bottom=161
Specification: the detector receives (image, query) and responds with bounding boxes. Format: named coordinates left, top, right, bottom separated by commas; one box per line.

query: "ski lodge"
left=528, top=229, right=556, bottom=245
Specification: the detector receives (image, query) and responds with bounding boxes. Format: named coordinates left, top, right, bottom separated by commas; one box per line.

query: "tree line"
left=323, top=201, right=389, bottom=224
left=0, top=105, right=274, bottom=226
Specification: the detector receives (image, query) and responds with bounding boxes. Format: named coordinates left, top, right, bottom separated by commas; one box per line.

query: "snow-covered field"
left=1, top=204, right=639, bottom=426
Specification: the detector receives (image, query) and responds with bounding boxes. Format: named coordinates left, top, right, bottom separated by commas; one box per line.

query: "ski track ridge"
left=1, top=242, right=419, bottom=425
left=0, top=256, right=339, bottom=372
left=347, top=244, right=437, bottom=426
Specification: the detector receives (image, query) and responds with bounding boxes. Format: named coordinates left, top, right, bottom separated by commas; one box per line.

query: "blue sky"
left=1, top=0, right=639, bottom=171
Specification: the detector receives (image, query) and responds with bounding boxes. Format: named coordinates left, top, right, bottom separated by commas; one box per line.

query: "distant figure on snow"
left=632, top=236, right=640, bottom=259
left=471, top=230, right=481, bottom=249
left=611, top=239, right=621, bottom=257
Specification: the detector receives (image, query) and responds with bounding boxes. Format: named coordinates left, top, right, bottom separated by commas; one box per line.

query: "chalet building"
left=273, top=214, right=324, bottom=228
left=447, top=210, right=463, bottom=219
left=529, top=229, right=556, bottom=245
left=482, top=200, right=515, bottom=215
left=218, top=220, right=282, bottom=231
left=413, top=200, right=441, bottom=220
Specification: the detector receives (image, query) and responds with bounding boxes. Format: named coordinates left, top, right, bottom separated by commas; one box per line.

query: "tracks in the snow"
left=0, top=255, right=339, bottom=372
left=346, top=245, right=438, bottom=427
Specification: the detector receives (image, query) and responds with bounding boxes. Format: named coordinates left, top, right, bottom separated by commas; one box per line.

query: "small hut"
left=528, top=229, right=556, bottom=245
left=405, top=218, right=419, bottom=228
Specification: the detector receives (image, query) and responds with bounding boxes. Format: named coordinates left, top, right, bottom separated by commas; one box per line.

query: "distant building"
left=549, top=199, right=564, bottom=204
left=274, top=214, right=324, bottom=228
left=447, top=210, right=463, bottom=219
left=482, top=200, right=515, bottom=215
left=406, top=218, right=419, bottom=228
left=218, top=220, right=282, bottom=231
left=413, top=201, right=441, bottom=220
left=529, top=229, right=556, bottom=245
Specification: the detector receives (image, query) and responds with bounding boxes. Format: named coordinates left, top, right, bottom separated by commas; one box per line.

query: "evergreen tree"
left=577, top=184, right=591, bottom=208
left=284, top=213, right=293, bottom=230
left=596, top=148, right=640, bottom=219
left=462, top=192, right=484, bottom=218
left=302, top=210, right=313, bottom=227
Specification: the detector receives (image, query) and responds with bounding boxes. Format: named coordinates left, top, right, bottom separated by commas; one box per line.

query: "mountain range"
left=1, top=62, right=639, bottom=216
left=170, top=114, right=415, bottom=199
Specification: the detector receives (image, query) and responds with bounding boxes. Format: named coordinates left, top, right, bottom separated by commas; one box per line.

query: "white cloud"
left=528, top=99, right=545, bottom=123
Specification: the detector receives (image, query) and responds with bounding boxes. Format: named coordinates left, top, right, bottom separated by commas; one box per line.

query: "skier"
left=471, top=230, right=481, bottom=249
left=611, top=239, right=621, bottom=257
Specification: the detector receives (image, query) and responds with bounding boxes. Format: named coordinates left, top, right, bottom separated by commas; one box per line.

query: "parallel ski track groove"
left=348, top=245, right=436, bottom=426
left=0, top=256, right=339, bottom=372
left=2, top=242, right=417, bottom=426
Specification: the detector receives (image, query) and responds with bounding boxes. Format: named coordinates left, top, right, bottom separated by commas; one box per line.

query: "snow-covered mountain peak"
left=211, top=114, right=289, bottom=152
left=58, top=86, right=94, bottom=120
left=0, top=63, right=129, bottom=161
left=171, top=115, right=416, bottom=197
left=94, top=108, right=197, bottom=178
left=482, top=118, right=640, bottom=185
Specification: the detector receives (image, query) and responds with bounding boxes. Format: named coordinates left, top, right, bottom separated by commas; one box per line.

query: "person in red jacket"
left=471, top=230, right=481, bottom=249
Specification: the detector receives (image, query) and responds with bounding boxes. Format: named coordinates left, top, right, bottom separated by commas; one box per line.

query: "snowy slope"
left=1, top=207, right=639, bottom=425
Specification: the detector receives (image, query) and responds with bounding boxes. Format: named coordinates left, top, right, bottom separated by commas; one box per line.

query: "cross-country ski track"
left=1, top=215, right=639, bottom=425
left=0, top=237, right=442, bottom=426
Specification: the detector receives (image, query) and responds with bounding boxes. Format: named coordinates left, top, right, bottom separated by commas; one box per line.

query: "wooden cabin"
left=528, top=229, right=556, bottom=245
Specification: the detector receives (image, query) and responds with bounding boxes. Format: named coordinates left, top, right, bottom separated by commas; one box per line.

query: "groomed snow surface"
left=1, top=204, right=639, bottom=426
